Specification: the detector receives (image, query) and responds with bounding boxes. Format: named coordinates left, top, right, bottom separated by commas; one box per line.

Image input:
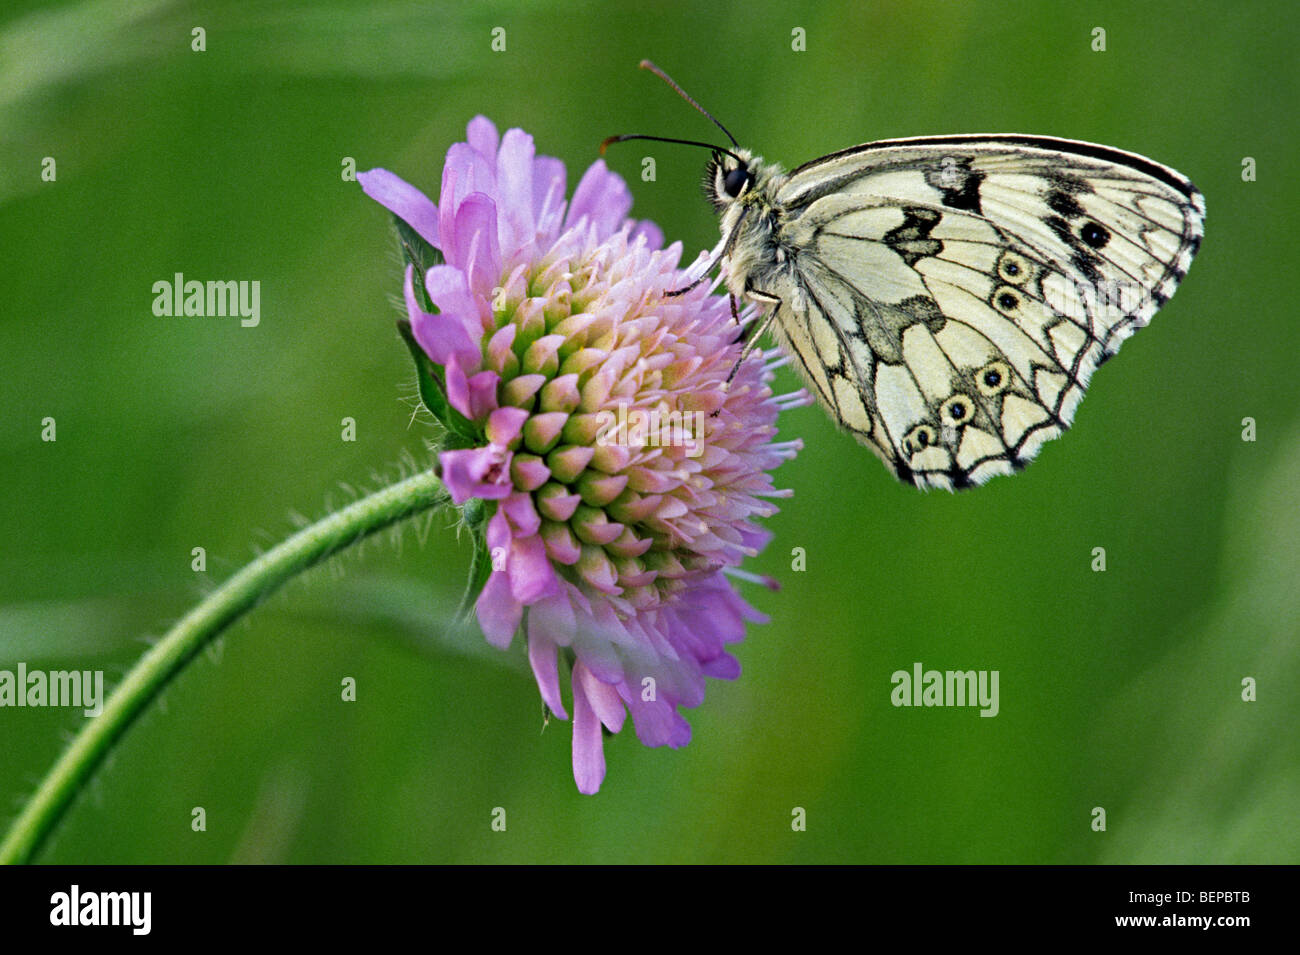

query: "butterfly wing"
left=763, top=135, right=1204, bottom=490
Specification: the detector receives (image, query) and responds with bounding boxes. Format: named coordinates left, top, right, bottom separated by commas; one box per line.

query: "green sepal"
left=456, top=510, right=496, bottom=619
left=393, top=214, right=442, bottom=312
left=462, top=497, right=487, bottom=527
left=391, top=214, right=481, bottom=445
left=396, top=319, right=479, bottom=445
left=468, top=527, right=494, bottom=594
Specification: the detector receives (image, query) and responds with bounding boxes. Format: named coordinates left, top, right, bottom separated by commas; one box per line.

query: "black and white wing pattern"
left=764, top=135, right=1204, bottom=490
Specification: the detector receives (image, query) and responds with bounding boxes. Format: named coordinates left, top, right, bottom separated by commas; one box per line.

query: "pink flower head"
left=361, top=117, right=803, bottom=793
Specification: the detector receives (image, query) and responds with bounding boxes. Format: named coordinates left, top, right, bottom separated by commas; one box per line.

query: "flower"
left=360, top=117, right=803, bottom=793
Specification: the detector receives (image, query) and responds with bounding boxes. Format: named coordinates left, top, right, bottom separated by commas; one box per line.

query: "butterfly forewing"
left=751, top=135, right=1204, bottom=490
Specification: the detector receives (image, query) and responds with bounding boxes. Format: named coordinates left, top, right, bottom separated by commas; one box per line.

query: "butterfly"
left=605, top=62, right=1205, bottom=490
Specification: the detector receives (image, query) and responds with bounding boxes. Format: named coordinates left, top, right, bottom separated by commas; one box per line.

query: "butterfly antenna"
left=599, top=133, right=741, bottom=164
left=638, top=59, right=739, bottom=148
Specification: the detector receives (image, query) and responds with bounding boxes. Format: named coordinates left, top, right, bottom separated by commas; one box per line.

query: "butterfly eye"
left=976, top=361, right=1012, bottom=397
left=940, top=395, right=973, bottom=425
left=723, top=166, right=751, bottom=198
left=904, top=424, right=938, bottom=456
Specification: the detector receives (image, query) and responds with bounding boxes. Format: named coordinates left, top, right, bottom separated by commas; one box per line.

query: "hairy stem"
left=0, top=468, right=446, bottom=864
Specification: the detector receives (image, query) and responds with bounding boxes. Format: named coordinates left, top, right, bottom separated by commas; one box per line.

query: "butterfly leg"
left=673, top=208, right=750, bottom=300
left=713, top=287, right=782, bottom=416
left=665, top=274, right=711, bottom=297
left=729, top=296, right=780, bottom=379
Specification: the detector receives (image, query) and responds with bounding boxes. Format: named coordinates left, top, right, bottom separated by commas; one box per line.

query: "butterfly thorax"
left=708, top=151, right=793, bottom=300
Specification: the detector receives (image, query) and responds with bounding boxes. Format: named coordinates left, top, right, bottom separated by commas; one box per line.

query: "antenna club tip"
left=631, top=58, right=739, bottom=150
left=599, top=135, right=618, bottom=155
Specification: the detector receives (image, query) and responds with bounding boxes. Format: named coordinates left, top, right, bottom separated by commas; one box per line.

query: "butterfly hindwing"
left=759, top=135, right=1204, bottom=489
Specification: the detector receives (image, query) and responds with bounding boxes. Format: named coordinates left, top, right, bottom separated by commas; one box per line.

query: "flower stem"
left=0, top=468, right=446, bottom=864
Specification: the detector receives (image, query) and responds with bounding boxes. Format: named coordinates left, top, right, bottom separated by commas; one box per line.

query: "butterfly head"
left=706, top=149, right=751, bottom=206
left=706, top=149, right=779, bottom=212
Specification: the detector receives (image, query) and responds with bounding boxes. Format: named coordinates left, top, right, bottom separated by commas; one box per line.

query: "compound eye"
left=723, top=165, right=750, bottom=197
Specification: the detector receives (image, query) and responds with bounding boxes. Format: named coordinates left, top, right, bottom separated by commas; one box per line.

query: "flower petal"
left=526, top=625, right=567, bottom=719
left=625, top=691, right=692, bottom=749
left=476, top=568, right=521, bottom=649
left=423, top=264, right=488, bottom=360
left=485, top=507, right=511, bottom=556
left=466, top=115, right=500, bottom=164
left=508, top=533, right=559, bottom=603
left=485, top=405, right=529, bottom=446
left=701, top=652, right=741, bottom=680
left=358, top=169, right=439, bottom=249
left=439, top=446, right=512, bottom=503
left=501, top=491, right=541, bottom=538
left=438, top=145, right=495, bottom=260
left=577, top=664, right=627, bottom=734
left=571, top=664, right=606, bottom=794
left=444, top=355, right=499, bottom=422
left=567, top=160, right=632, bottom=239
left=442, top=354, right=473, bottom=420
left=465, top=371, right=500, bottom=421
left=531, top=155, right=567, bottom=244
left=485, top=323, right=518, bottom=374
left=629, top=219, right=664, bottom=251
left=529, top=587, right=576, bottom=648
left=452, top=193, right=502, bottom=297
left=407, top=266, right=478, bottom=369
left=495, top=128, right=536, bottom=264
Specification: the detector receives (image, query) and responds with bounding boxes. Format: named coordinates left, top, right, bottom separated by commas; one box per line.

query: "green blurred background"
left=2, top=0, right=1296, bottom=863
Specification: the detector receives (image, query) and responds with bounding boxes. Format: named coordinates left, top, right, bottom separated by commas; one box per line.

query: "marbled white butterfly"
left=606, top=62, right=1205, bottom=490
